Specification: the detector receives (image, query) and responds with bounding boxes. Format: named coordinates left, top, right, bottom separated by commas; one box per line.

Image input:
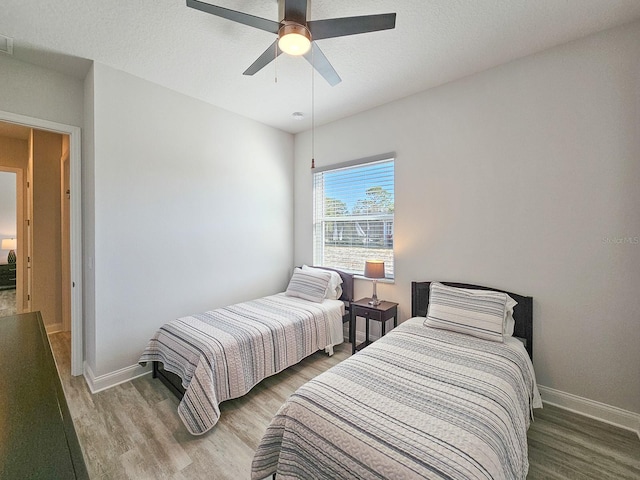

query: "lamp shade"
left=364, top=260, right=385, bottom=279
left=1, top=238, right=16, bottom=250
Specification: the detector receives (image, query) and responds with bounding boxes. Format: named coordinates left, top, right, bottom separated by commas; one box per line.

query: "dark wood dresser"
left=0, top=312, right=88, bottom=479
left=0, top=262, right=17, bottom=289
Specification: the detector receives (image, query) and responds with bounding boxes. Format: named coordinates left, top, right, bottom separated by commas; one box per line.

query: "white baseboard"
left=538, top=385, right=640, bottom=437
left=45, top=322, right=64, bottom=334
left=83, top=361, right=151, bottom=394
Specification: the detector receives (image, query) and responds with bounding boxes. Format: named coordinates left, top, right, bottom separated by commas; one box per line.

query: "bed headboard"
left=411, top=281, right=533, bottom=360
left=305, top=266, right=354, bottom=303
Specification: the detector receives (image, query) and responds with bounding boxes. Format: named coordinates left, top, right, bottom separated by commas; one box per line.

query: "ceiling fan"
left=186, top=0, right=396, bottom=86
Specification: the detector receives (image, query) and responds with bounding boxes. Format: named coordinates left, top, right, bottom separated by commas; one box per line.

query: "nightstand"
left=351, top=298, right=399, bottom=354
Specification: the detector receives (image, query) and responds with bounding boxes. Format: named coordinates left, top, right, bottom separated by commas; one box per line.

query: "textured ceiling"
left=2, top=1, right=640, bottom=133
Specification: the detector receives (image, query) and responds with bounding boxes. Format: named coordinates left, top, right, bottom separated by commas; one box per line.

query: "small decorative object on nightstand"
left=350, top=298, right=398, bottom=354
left=1, top=238, right=16, bottom=264
left=364, top=260, right=385, bottom=306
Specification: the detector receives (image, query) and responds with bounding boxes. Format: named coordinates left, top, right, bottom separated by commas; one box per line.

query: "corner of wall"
left=84, top=360, right=150, bottom=394
left=82, top=61, right=97, bottom=374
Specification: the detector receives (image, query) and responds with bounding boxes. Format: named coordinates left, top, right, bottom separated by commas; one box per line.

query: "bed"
left=251, top=281, right=542, bottom=480
left=139, top=266, right=354, bottom=435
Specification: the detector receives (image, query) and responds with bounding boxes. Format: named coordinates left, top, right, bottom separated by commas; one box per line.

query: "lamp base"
left=7, top=250, right=16, bottom=264
left=369, top=279, right=381, bottom=306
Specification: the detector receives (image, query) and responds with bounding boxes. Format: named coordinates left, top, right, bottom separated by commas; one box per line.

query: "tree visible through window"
left=313, top=158, right=394, bottom=278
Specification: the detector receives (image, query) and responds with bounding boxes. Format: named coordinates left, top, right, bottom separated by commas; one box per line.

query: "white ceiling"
left=2, top=0, right=640, bottom=134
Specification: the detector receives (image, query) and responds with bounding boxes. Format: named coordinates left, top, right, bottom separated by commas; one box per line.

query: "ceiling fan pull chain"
left=274, top=41, right=278, bottom=83
left=311, top=45, right=315, bottom=169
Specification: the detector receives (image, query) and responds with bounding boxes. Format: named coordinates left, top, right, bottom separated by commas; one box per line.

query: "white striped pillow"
left=424, top=282, right=515, bottom=342
left=302, top=265, right=343, bottom=300
left=285, top=268, right=332, bottom=303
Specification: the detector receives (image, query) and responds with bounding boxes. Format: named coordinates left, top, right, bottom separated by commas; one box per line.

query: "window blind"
left=313, top=158, right=394, bottom=278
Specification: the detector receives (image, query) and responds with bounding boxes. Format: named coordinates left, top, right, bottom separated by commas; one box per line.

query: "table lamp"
left=1, top=238, right=16, bottom=264
left=364, top=260, right=385, bottom=306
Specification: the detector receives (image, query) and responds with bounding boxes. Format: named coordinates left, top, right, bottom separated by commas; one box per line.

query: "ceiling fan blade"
left=308, top=13, right=396, bottom=40
left=187, top=0, right=280, bottom=34
left=243, top=40, right=283, bottom=76
left=283, top=0, right=308, bottom=25
left=304, top=43, right=341, bottom=86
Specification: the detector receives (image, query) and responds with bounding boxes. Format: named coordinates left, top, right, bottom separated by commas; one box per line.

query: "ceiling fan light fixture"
left=278, top=24, right=311, bottom=56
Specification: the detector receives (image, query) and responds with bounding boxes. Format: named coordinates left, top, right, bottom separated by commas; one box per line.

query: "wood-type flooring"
left=0, top=287, right=16, bottom=317
left=48, top=332, right=640, bottom=479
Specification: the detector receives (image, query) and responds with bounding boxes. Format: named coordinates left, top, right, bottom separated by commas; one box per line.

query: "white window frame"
left=313, top=154, right=395, bottom=279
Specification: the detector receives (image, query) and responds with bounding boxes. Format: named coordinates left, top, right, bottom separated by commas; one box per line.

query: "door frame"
left=0, top=110, right=83, bottom=376
left=61, top=146, right=71, bottom=332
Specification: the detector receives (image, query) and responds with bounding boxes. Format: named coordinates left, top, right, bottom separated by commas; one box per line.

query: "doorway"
left=0, top=126, right=70, bottom=326
left=0, top=141, right=26, bottom=315
left=0, top=112, right=83, bottom=376
left=0, top=170, right=17, bottom=316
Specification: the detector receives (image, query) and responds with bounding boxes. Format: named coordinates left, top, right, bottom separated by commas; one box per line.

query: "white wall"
left=294, top=21, right=640, bottom=415
left=2, top=55, right=296, bottom=383
left=0, top=55, right=83, bottom=128
left=89, top=63, right=294, bottom=376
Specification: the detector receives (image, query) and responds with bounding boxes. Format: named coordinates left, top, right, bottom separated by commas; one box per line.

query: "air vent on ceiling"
left=0, top=34, right=14, bottom=55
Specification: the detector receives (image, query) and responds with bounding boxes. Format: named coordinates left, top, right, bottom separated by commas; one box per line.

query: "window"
left=313, top=157, right=394, bottom=278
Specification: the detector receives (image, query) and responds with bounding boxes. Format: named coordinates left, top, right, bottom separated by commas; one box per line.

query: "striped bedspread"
left=139, top=293, right=344, bottom=435
left=252, top=317, right=542, bottom=480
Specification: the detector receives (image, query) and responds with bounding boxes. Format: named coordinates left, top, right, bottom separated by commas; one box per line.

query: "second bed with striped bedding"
left=252, top=317, right=542, bottom=480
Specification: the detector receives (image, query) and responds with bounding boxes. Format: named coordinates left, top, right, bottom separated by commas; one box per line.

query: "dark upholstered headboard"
left=411, top=281, right=533, bottom=360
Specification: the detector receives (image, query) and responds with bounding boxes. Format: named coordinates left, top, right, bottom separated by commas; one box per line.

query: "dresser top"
left=0, top=312, right=88, bottom=479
